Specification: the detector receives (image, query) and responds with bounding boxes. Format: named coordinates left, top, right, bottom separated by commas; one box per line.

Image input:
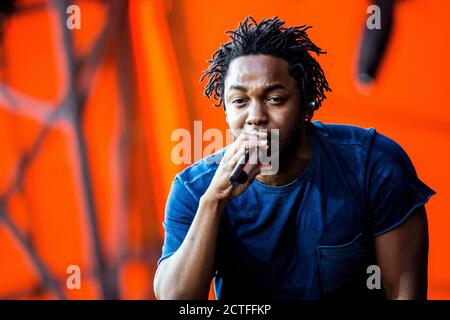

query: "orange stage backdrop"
left=0, top=0, right=448, bottom=299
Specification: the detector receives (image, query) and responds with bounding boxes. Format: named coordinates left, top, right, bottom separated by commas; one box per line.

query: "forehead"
left=224, top=54, right=296, bottom=90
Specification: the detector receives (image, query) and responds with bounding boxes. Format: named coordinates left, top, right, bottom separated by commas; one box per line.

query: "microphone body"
left=229, top=147, right=260, bottom=186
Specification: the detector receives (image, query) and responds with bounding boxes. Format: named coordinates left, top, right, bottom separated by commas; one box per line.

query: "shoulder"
left=308, top=121, right=420, bottom=204
left=174, top=147, right=225, bottom=201
left=309, top=120, right=376, bottom=147
left=309, top=120, right=409, bottom=165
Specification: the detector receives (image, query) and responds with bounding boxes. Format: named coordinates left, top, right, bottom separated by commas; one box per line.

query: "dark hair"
left=201, top=16, right=331, bottom=117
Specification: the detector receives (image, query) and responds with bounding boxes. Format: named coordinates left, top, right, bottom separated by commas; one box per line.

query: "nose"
left=246, top=100, right=268, bottom=127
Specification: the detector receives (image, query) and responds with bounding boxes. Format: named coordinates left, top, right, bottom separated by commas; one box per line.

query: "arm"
left=374, top=205, right=429, bottom=300
left=154, top=132, right=268, bottom=300
left=154, top=194, right=226, bottom=300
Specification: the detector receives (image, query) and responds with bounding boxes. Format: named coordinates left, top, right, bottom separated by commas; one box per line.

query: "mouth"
left=243, top=127, right=271, bottom=134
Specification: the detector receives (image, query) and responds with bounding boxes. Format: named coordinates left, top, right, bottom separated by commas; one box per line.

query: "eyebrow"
left=228, top=83, right=288, bottom=94
left=228, top=85, right=248, bottom=92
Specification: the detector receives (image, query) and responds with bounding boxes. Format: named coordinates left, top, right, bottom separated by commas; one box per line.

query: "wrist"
left=200, top=192, right=228, bottom=212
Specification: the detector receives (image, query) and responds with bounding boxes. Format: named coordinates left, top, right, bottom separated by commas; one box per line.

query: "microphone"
left=229, top=146, right=259, bottom=186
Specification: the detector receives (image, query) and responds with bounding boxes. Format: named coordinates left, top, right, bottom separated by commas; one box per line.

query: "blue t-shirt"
left=158, top=121, right=436, bottom=300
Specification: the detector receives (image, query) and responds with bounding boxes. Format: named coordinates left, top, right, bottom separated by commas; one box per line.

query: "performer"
left=154, top=16, right=435, bottom=300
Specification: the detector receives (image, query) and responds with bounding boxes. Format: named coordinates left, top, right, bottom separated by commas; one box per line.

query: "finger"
left=228, top=141, right=269, bottom=170
left=224, top=132, right=268, bottom=163
left=227, top=136, right=260, bottom=158
left=237, top=131, right=268, bottom=145
left=224, top=133, right=250, bottom=162
left=243, top=129, right=268, bottom=137
left=228, top=145, right=248, bottom=168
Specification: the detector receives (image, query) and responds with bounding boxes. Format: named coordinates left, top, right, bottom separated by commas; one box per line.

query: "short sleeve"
left=365, top=132, right=436, bottom=237
left=157, top=175, right=198, bottom=265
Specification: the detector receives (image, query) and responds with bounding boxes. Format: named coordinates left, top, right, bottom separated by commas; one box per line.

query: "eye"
left=266, top=96, right=285, bottom=105
left=232, top=98, right=248, bottom=107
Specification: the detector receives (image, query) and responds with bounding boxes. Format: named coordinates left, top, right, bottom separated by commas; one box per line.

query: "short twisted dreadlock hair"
left=201, top=16, right=331, bottom=116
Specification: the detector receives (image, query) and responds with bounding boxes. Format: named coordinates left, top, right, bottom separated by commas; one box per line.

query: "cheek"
left=225, top=112, right=245, bottom=140
left=226, top=110, right=246, bottom=128
left=274, top=107, right=303, bottom=138
left=273, top=105, right=301, bottom=126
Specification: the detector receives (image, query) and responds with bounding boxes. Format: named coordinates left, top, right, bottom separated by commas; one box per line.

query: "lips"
left=243, top=127, right=271, bottom=134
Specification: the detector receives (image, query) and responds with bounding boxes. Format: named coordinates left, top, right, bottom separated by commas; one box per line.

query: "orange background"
left=0, top=0, right=448, bottom=299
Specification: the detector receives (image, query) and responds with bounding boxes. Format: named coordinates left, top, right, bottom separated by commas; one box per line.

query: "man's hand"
left=204, top=131, right=269, bottom=203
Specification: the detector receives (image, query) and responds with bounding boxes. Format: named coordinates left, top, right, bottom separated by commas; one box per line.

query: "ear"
left=304, top=101, right=317, bottom=122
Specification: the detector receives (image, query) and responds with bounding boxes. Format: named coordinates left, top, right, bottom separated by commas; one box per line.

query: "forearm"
left=384, top=272, right=428, bottom=300
left=154, top=195, right=226, bottom=300
left=376, top=206, right=429, bottom=300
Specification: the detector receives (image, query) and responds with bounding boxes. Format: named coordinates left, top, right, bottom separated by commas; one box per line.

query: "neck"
left=255, top=127, right=311, bottom=187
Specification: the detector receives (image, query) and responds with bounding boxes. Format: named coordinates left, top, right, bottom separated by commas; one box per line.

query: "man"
left=153, top=16, right=435, bottom=300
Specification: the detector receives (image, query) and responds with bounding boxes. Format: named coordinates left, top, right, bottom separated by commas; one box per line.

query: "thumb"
left=247, top=164, right=262, bottom=183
